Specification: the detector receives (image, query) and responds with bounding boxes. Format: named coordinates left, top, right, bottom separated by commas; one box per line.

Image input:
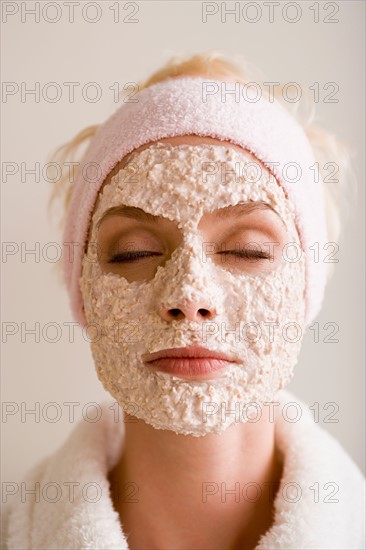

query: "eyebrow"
left=97, top=205, right=160, bottom=229
left=210, top=201, right=283, bottom=222
left=96, top=201, right=284, bottom=228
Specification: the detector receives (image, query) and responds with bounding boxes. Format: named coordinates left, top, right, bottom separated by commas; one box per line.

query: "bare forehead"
left=99, top=135, right=265, bottom=193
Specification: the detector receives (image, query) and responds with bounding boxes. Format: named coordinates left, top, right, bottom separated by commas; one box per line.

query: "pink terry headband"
left=63, top=75, right=328, bottom=328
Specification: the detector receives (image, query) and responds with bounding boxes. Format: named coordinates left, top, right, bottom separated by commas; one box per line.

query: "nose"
left=159, top=300, right=217, bottom=322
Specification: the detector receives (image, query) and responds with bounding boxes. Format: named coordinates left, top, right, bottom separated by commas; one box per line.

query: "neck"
left=108, top=409, right=283, bottom=550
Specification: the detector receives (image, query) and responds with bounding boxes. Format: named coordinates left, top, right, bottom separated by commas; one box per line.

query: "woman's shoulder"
left=2, top=400, right=128, bottom=550
left=259, top=388, right=365, bottom=549
left=277, top=388, right=365, bottom=482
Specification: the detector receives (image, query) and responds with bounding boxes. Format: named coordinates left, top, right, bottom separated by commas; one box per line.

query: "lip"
left=142, top=346, right=238, bottom=380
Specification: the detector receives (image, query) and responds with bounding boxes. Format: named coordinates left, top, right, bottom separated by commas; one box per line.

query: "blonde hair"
left=48, top=50, right=356, bottom=281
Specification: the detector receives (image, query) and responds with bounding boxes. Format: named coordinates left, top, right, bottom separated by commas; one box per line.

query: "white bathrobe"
left=2, top=389, right=365, bottom=549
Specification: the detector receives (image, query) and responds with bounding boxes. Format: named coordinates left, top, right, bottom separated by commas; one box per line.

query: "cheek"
left=80, top=258, right=150, bottom=341
left=222, top=255, right=306, bottom=348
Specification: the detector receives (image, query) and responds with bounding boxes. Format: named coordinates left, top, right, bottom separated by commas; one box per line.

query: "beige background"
left=2, top=0, right=365, bottom=485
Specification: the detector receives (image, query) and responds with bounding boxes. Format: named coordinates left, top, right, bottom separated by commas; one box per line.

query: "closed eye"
left=108, top=249, right=272, bottom=264
left=218, top=249, right=272, bottom=260
left=108, top=251, right=163, bottom=263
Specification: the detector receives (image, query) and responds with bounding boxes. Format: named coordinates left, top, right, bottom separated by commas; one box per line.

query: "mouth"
left=142, top=346, right=238, bottom=380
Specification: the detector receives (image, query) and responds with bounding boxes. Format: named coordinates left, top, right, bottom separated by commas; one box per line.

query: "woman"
left=2, top=52, right=365, bottom=550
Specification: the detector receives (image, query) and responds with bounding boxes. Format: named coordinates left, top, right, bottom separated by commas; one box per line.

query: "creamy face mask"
left=80, top=143, right=306, bottom=437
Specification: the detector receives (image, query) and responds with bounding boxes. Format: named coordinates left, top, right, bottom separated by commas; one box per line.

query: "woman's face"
left=80, top=136, right=306, bottom=436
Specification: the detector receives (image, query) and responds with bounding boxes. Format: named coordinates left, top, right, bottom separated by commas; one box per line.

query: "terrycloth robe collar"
left=3, top=389, right=365, bottom=549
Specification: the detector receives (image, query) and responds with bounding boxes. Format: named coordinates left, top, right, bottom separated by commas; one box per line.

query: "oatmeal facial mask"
left=80, top=143, right=306, bottom=437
